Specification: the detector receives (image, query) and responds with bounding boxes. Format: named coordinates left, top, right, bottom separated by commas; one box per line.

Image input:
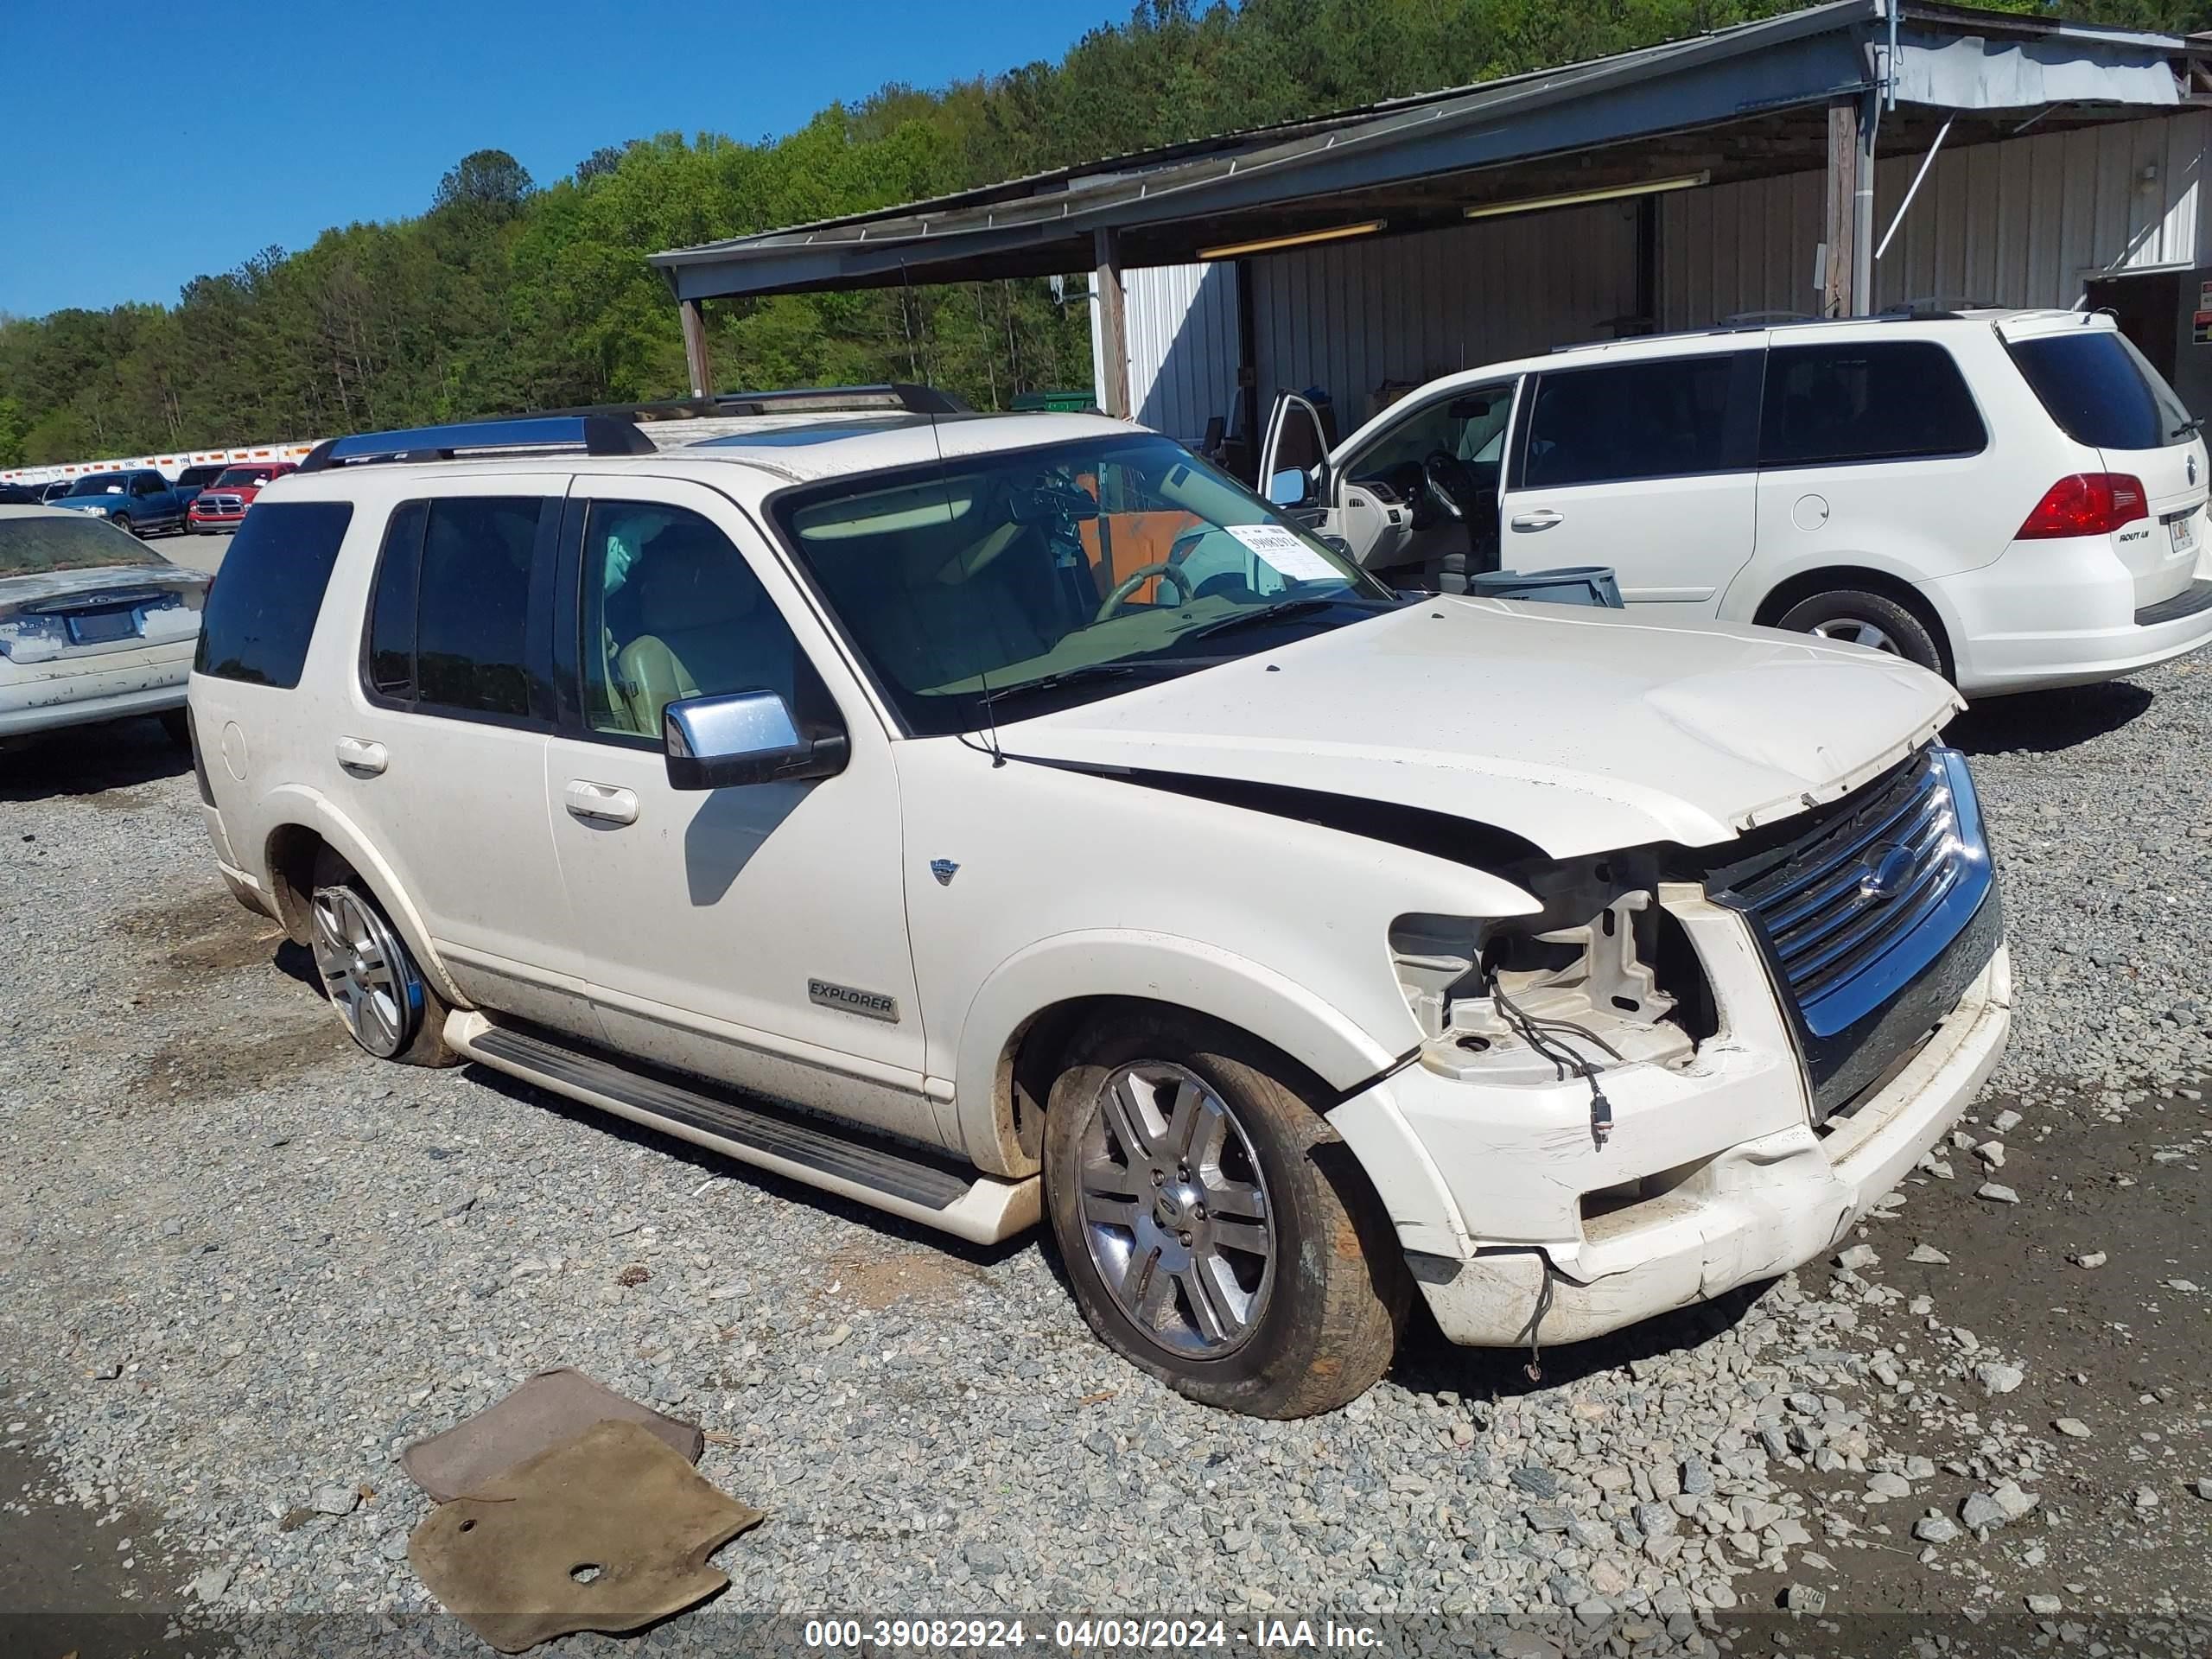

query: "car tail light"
left=2016, top=474, right=2149, bottom=539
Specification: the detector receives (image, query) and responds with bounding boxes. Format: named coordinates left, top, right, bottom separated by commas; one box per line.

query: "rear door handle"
left=1510, top=508, right=1563, bottom=531
left=335, top=737, right=387, bottom=776
left=564, top=779, right=639, bottom=826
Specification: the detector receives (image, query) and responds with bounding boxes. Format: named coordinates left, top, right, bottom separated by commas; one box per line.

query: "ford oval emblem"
left=1859, top=843, right=1916, bottom=904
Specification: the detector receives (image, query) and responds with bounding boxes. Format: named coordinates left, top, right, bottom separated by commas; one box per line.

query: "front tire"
left=1777, top=588, right=1945, bottom=676
left=1042, top=1008, right=1408, bottom=1418
left=112, top=512, right=137, bottom=537
left=307, top=848, right=459, bottom=1066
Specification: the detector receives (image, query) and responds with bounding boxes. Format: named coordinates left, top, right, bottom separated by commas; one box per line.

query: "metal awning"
left=651, top=0, right=2197, bottom=303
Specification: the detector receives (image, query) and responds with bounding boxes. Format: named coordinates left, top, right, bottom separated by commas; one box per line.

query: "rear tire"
left=1777, top=588, right=1945, bottom=676
left=1042, top=1007, right=1408, bottom=1418
left=307, top=848, right=459, bottom=1066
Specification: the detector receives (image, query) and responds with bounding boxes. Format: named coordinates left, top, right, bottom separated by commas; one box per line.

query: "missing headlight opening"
left=1392, top=883, right=1710, bottom=1147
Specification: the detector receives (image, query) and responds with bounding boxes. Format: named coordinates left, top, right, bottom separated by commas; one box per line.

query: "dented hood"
left=1001, top=598, right=1961, bottom=860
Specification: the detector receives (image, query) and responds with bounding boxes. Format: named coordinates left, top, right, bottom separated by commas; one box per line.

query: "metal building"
left=649, top=0, right=2212, bottom=466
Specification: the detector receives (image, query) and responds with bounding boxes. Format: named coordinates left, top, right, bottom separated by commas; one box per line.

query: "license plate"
left=66, top=609, right=138, bottom=645
left=2172, top=512, right=2197, bottom=555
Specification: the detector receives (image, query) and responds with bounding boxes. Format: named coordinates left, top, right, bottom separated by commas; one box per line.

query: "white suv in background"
left=1262, top=309, right=2212, bottom=695
left=190, top=391, right=2008, bottom=1417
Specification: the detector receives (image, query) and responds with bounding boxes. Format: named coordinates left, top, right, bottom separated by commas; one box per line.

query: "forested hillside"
left=1, top=0, right=2199, bottom=465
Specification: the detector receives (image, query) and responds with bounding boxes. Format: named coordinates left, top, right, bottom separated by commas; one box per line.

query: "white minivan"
left=1261, top=309, right=2212, bottom=695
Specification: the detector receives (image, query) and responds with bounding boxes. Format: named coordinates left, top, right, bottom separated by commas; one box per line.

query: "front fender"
left=952, top=928, right=1402, bottom=1175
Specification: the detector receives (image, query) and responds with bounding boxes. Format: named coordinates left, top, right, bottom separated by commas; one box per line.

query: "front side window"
left=1761, top=340, right=1986, bottom=467
left=1520, top=355, right=1741, bottom=488
left=582, top=502, right=804, bottom=740
left=770, top=434, right=1398, bottom=736
left=360, top=496, right=550, bottom=720
left=194, top=501, right=353, bottom=688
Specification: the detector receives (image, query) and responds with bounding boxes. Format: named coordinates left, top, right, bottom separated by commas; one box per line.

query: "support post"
left=1822, top=97, right=1859, bottom=319
left=679, top=297, right=712, bottom=399
left=1853, top=89, right=1878, bottom=315
left=1093, top=228, right=1130, bottom=420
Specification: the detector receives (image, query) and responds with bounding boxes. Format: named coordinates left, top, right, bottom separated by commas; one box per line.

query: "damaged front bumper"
left=1329, top=885, right=2011, bottom=1349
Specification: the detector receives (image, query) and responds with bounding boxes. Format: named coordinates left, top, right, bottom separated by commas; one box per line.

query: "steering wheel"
left=1095, top=561, right=1198, bottom=622
left=1421, top=451, right=1481, bottom=524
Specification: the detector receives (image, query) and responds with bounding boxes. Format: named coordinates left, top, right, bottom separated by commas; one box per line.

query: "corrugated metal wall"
left=1245, top=202, right=1641, bottom=426
left=1660, top=110, right=2212, bottom=325
left=1113, top=111, right=2212, bottom=433
left=1108, top=260, right=1242, bottom=444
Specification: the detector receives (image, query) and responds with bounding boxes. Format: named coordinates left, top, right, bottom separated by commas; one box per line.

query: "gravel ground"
left=2, top=658, right=2209, bottom=1658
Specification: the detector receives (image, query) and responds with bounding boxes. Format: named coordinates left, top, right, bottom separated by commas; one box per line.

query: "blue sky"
left=0, top=0, right=1128, bottom=321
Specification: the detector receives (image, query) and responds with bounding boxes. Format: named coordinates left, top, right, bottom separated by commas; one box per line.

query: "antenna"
left=905, top=260, right=1005, bottom=767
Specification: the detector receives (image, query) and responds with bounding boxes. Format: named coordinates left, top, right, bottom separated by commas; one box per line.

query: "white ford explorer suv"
left=1261, top=308, right=2212, bottom=696
left=188, top=388, right=2009, bottom=1417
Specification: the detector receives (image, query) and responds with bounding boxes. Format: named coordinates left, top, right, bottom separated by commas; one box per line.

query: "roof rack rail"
left=296, top=415, right=655, bottom=473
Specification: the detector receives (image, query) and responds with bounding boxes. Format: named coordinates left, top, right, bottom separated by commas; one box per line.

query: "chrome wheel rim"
left=1077, top=1061, right=1274, bottom=1357
left=309, top=885, right=419, bottom=1058
left=1810, top=616, right=1898, bottom=654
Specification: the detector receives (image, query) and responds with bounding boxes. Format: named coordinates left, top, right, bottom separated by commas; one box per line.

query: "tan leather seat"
left=613, top=524, right=793, bottom=734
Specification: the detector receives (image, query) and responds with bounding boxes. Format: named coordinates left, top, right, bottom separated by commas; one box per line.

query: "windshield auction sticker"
left=1224, top=523, right=1343, bottom=582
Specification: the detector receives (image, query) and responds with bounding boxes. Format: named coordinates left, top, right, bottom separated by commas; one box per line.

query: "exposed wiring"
left=1490, top=975, right=1615, bottom=1148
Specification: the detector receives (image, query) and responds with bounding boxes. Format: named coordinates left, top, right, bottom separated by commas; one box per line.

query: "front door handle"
left=564, top=780, right=639, bottom=826
left=1510, top=508, right=1563, bottom=531
left=335, top=736, right=387, bottom=776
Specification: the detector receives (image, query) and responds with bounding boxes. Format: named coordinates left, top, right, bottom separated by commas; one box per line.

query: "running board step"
left=447, top=1014, right=1039, bottom=1245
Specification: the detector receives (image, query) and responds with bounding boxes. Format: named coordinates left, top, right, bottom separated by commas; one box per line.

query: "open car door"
left=1256, top=393, right=1332, bottom=523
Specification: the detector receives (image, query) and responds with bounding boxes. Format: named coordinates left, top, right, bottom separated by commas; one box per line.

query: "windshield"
left=215, top=467, right=276, bottom=486
left=0, top=515, right=167, bottom=574
left=66, top=475, right=127, bottom=497
left=770, top=432, right=1398, bottom=735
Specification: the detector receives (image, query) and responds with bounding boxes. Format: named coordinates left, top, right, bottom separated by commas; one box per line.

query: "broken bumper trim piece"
left=1407, top=944, right=2009, bottom=1346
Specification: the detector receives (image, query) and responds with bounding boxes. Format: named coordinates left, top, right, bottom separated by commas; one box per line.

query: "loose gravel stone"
left=2075, top=1250, right=2108, bottom=1268
left=1977, top=1361, right=2026, bottom=1395
left=1908, top=1243, right=1951, bottom=1263
left=2055, top=1417, right=2092, bottom=1439
left=1976, top=1182, right=2020, bottom=1204
left=1914, top=1513, right=1961, bottom=1544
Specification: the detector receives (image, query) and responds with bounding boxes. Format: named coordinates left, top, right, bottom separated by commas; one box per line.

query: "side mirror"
left=663, top=690, right=848, bottom=791
left=1266, top=467, right=1313, bottom=508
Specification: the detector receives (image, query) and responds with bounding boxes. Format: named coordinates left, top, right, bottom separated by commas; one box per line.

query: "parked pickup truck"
left=53, top=469, right=190, bottom=537
left=187, top=462, right=296, bottom=533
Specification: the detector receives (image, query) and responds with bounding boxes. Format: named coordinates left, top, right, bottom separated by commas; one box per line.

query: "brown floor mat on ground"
left=401, top=1366, right=704, bottom=1503
left=409, top=1419, right=764, bottom=1653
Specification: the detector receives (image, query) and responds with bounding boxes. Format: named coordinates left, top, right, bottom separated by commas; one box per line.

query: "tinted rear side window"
left=194, top=501, right=353, bottom=688
left=1521, top=355, right=1742, bottom=487
left=1761, top=341, right=1985, bottom=467
left=364, top=496, right=553, bottom=721
left=2009, top=329, right=2195, bottom=451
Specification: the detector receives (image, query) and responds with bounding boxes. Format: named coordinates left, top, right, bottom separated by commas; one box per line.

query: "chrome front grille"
left=1719, top=747, right=1993, bottom=1044
left=197, top=493, right=244, bottom=514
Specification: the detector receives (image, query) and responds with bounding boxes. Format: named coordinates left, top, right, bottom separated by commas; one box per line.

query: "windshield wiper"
left=975, top=660, right=1148, bottom=715
left=1179, top=594, right=1362, bottom=644
left=2174, top=416, right=2204, bottom=440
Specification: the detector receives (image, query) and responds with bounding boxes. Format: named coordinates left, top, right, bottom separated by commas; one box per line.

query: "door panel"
left=1499, top=352, right=1760, bottom=609
left=335, top=480, right=591, bottom=1033
left=543, top=477, right=942, bottom=1148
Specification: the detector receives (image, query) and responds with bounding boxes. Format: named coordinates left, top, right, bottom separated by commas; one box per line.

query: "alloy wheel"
left=1809, top=616, right=1898, bottom=654
left=1076, top=1061, right=1275, bottom=1357
left=308, top=885, right=420, bottom=1059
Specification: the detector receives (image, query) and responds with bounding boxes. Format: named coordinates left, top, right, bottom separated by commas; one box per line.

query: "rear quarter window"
left=193, top=500, right=354, bottom=688
left=2007, top=329, right=2195, bottom=452
left=1760, top=340, right=1986, bottom=467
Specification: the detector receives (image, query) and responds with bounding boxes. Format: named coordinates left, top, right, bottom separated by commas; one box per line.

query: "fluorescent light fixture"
left=1198, top=219, right=1385, bottom=260
left=1463, top=172, right=1710, bottom=220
